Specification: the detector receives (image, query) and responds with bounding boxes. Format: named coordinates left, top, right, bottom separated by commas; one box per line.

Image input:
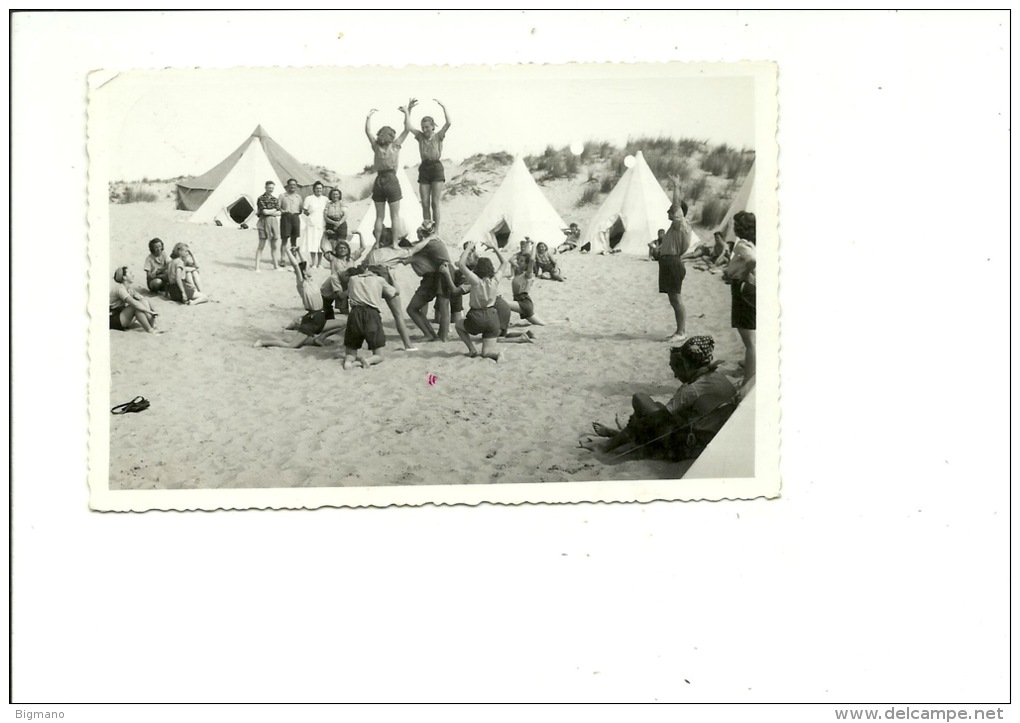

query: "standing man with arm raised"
left=657, top=174, right=694, bottom=343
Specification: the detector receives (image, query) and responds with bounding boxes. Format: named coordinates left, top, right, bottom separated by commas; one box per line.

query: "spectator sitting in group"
left=534, top=242, right=565, bottom=282
left=143, top=237, right=170, bottom=294
left=110, top=266, right=162, bottom=334
left=683, top=231, right=732, bottom=272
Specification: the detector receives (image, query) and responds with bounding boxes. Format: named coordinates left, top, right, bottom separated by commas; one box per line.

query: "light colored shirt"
left=372, top=142, right=401, bottom=172
left=348, top=273, right=396, bottom=311
left=110, top=285, right=133, bottom=311
left=279, top=192, right=303, bottom=214
left=302, top=194, right=328, bottom=228
left=469, top=277, right=501, bottom=309
left=659, top=215, right=693, bottom=257
left=418, top=134, right=443, bottom=162
left=144, top=253, right=168, bottom=278
left=725, top=238, right=757, bottom=285
left=298, top=278, right=323, bottom=312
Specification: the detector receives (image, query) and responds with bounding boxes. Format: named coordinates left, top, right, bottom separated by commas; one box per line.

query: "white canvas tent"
left=713, top=160, right=756, bottom=244
left=177, top=125, right=319, bottom=227
left=579, top=151, right=679, bottom=255
left=460, top=157, right=566, bottom=250
left=356, top=167, right=424, bottom=247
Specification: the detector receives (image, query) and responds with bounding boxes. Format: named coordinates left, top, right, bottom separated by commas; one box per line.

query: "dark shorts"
left=449, top=288, right=466, bottom=315
left=410, top=273, right=439, bottom=310
left=344, top=305, right=385, bottom=350
left=494, top=296, right=512, bottom=336
left=513, top=292, right=535, bottom=320
left=658, top=255, right=686, bottom=294
left=110, top=308, right=127, bottom=331
left=298, top=309, right=327, bottom=336
left=280, top=213, right=301, bottom=243
left=168, top=283, right=194, bottom=304
left=146, top=274, right=167, bottom=292
left=257, top=215, right=280, bottom=241
left=731, top=281, right=756, bottom=330
left=417, top=160, right=446, bottom=184
left=326, top=222, right=348, bottom=241
left=464, top=306, right=501, bottom=339
left=371, top=170, right=402, bottom=204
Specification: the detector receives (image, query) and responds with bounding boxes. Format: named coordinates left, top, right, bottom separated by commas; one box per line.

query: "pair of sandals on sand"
left=111, top=396, right=150, bottom=414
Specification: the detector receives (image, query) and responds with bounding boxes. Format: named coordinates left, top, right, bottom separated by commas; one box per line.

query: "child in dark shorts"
left=365, top=108, right=411, bottom=245
left=506, top=243, right=547, bottom=326
left=534, top=243, right=566, bottom=282
left=455, top=240, right=509, bottom=362
left=254, top=248, right=344, bottom=349
left=343, top=265, right=397, bottom=369
left=402, top=97, right=452, bottom=232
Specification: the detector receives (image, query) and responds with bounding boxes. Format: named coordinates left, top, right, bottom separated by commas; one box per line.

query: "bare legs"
left=420, top=181, right=444, bottom=230
left=666, top=292, right=686, bottom=341
left=737, top=327, right=756, bottom=385
left=119, top=306, right=160, bottom=334
left=343, top=346, right=384, bottom=370
left=383, top=293, right=416, bottom=351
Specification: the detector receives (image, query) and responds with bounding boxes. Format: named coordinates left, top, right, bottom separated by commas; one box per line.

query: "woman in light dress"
left=301, top=181, right=329, bottom=269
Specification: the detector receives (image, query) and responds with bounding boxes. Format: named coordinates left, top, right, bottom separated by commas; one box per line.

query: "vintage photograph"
left=87, top=61, right=780, bottom=510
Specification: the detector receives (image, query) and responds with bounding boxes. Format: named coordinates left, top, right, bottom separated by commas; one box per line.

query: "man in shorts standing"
left=658, top=174, right=694, bottom=343
left=255, top=180, right=282, bottom=272
left=279, top=178, right=304, bottom=265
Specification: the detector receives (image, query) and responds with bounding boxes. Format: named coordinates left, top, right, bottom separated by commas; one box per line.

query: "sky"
left=98, top=63, right=759, bottom=181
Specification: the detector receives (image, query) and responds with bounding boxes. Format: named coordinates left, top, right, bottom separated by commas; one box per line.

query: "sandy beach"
left=106, top=162, right=746, bottom=490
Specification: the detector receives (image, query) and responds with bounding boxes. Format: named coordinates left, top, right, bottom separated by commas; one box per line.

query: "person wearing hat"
left=110, top=266, right=162, bottom=334
left=657, top=174, right=695, bottom=343
left=579, top=335, right=737, bottom=460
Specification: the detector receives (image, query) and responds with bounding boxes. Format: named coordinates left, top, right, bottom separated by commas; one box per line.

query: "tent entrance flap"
left=608, top=217, right=625, bottom=249
left=492, top=220, right=511, bottom=248
left=226, top=197, right=255, bottom=225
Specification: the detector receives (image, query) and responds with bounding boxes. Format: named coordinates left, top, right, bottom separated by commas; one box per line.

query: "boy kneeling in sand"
left=343, top=264, right=397, bottom=369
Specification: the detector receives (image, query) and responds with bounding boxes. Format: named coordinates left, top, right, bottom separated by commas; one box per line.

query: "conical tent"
left=713, top=160, right=756, bottom=243
left=356, top=167, right=423, bottom=242
left=580, top=151, right=675, bottom=255
left=177, top=125, right=320, bottom=227
left=460, top=157, right=566, bottom=250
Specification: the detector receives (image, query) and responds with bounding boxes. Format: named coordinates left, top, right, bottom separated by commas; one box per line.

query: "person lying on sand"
left=579, top=336, right=737, bottom=461
left=342, top=264, right=397, bottom=370
left=254, top=248, right=345, bottom=350
left=683, top=231, right=732, bottom=272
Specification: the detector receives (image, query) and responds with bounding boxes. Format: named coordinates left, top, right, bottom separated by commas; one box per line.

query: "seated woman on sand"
left=143, top=238, right=170, bottom=294
left=255, top=248, right=345, bottom=349
left=534, top=242, right=565, bottom=282
left=167, top=243, right=210, bottom=305
left=110, top=266, right=162, bottom=334
left=579, top=336, right=737, bottom=461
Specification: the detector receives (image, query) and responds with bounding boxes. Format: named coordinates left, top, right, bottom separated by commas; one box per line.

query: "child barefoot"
left=342, top=264, right=397, bottom=369
left=456, top=240, right=510, bottom=362
left=365, top=108, right=411, bottom=245
left=255, top=248, right=344, bottom=349
left=402, top=97, right=452, bottom=231
left=506, top=241, right=548, bottom=326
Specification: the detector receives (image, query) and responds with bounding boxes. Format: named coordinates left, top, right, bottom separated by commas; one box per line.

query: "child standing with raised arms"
left=365, top=108, right=411, bottom=245
left=402, top=98, right=452, bottom=232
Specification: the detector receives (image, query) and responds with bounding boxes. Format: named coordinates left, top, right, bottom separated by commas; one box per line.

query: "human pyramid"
left=250, top=98, right=552, bottom=367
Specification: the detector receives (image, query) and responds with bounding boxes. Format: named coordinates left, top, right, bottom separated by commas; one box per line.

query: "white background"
left=9, top=9, right=1011, bottom=714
